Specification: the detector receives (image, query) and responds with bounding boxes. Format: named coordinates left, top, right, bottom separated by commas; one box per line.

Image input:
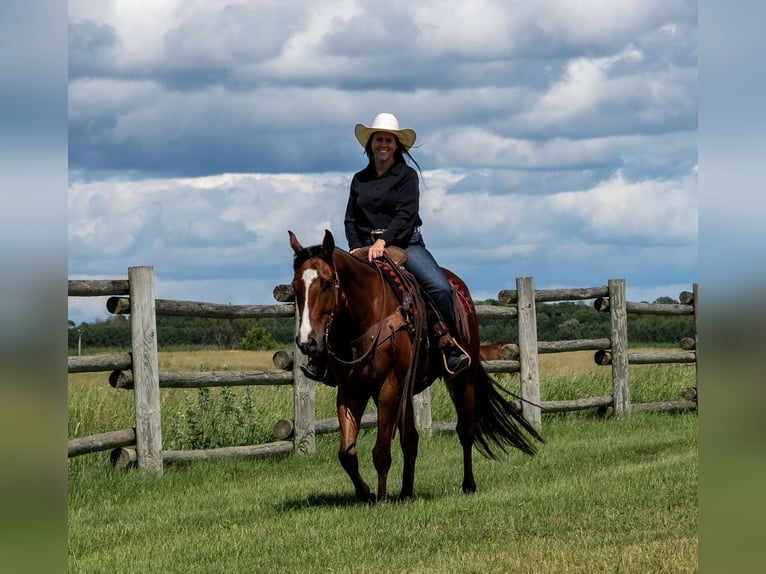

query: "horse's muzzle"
left=295, top=335, right=322, bottom=357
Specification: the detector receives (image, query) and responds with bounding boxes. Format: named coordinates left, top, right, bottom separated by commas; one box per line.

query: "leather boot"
left=443, top=344, right=470, bottom=376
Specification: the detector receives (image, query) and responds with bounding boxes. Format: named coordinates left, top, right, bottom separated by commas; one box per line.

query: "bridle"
left=306, top=250, right=428, bottom=436
left=325, top=261, right=403, bottom=368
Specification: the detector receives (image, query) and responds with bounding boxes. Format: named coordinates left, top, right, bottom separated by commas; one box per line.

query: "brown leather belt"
left=369, top=227, right=420, bottom=242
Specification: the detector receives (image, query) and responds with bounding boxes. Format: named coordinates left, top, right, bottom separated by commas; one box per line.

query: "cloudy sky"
left=67, top=0, right=698, bottom=324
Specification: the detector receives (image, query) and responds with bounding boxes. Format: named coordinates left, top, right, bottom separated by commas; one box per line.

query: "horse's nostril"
left=295, top=337, right=319, bottom=356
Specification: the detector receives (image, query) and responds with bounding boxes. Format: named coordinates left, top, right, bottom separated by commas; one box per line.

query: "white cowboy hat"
left=354, top=113, right=417, bottom=150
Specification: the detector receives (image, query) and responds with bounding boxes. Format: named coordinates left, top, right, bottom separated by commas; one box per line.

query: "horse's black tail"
left=473, top=365, right=545, bottom=459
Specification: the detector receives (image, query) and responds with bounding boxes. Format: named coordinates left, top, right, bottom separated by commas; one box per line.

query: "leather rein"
left=321, top=251, right=428, bottom=436
left=324, top=257, right=410, bottom=368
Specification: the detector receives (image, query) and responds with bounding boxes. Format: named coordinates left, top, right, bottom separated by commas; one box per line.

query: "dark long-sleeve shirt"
left=344, top=161, right=423, bottom=249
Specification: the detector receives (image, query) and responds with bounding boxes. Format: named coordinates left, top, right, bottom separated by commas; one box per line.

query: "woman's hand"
left=368, top=238, right=386, bottom=260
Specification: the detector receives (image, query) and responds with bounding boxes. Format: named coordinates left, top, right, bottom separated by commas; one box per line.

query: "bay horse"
left=479, top=341, right=518, bottom=361
left=289, top=229, right=542, bottom=503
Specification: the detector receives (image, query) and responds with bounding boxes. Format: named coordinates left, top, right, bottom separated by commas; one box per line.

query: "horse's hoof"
left=357, top=493, right=376, bottom=505
left=399, top=494, right=417, bottom=503
left=462, top=483, right=477, bottom=494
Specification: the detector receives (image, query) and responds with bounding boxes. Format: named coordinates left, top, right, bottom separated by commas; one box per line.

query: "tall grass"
left=68, top=349, right=697, bottom=573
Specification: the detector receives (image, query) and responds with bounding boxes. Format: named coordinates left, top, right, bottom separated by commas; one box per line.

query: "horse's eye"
left=322, top=280, right=334, bottom=292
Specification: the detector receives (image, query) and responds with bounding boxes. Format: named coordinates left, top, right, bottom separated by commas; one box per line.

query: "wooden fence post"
left=128, top=266, right=163, bottom=474
left=608, top=279, right=631, bottom=416
left=292, top=304, right=315, bottom=455
left=516, top=277, right=541, bottom=432
left=413, top=387, right=432, bottom=437
left=693, top=282, right=700, bottom=404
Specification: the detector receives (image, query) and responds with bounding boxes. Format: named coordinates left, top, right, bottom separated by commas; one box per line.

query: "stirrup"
left=442, top=339, right=471, bottom=377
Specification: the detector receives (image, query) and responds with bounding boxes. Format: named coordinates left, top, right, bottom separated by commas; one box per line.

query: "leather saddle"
left=351, top=245, right=408, bottom=266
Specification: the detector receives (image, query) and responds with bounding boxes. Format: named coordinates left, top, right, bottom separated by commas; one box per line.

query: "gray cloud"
left=68, top=1, right=696, bottom=178
left=67, top=1, right=698, bottom=324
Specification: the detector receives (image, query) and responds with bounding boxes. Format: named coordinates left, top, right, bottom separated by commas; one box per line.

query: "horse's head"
left=289, top=229, right=337, bottom=357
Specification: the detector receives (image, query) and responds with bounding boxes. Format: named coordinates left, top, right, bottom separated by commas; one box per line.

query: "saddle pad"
left=449, top=277, right=476, bottom=318
left=375, top=260, right=409, bottom=307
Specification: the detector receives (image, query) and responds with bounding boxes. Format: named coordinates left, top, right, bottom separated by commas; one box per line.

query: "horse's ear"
left=288, top=230, right=303, bottom=253
left=322, top=229, right=335, bottom=253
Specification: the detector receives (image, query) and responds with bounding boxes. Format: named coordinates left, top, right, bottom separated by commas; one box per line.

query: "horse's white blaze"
left=298, top=268, right=318, bottom=343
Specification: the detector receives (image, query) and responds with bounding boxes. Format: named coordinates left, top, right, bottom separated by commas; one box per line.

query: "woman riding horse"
left=303, top=113, right=470, bottom=383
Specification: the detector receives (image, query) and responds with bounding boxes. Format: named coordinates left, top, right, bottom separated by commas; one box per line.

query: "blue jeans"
left=403, top=231, right=459, bottom=338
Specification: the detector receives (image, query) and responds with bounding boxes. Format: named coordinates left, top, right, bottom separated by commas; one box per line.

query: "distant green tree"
left=474, top=297, right=691, bottom=345
left=654, top=296, right=677, bottom=304
left=68, top=294, right=693, bottom=352
left=240, top=325, right=279, bottom=351
left=254, top=317, right=294, bottom=345
left=68, top=315, right=131, bottom=351
left=556, top=318, right=583, bottom=339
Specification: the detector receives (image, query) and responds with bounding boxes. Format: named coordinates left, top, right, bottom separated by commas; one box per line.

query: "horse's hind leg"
left=448, top=373, right=477, bottom=493
left=337, top=400, right=374, bottom=503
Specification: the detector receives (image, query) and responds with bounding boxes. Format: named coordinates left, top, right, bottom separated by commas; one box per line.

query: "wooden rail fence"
left=68, top=267, right=698, bottom=472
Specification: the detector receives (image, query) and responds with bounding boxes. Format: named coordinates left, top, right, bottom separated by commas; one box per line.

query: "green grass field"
left=68, top=350, right=698, bottom=573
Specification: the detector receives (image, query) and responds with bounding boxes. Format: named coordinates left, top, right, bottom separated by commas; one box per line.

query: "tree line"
left=67, top=297, right=694, bottom=354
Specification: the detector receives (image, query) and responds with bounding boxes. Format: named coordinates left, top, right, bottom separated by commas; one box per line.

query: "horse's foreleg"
left=337, top=402, right=374, bottom=503
left=372, top=378, right=401, bottom=503
left=449, top=374, right=477, bottom=494
left=397, top=398, right=419, bottom=502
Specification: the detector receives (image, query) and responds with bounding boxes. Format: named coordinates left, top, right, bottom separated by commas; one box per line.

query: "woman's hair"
left=363, top=134, right=423, bottom=177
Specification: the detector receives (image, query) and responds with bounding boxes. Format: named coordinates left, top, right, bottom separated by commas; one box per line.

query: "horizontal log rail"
left=106, top=297, right=293, bottom=319
left=68, top=279, right=130, bottom=296
left=273, top=412, right=378, bottom=440
left=680, top=337, right=696, bottom=350
left=475, top=305, right=518, bottom=319
left=109, top=369, right=293, bottom=389
left=498, top=286, right=610, bottom=304
left=482, top=360, right=521, bottom=374
left=110, top=446, right=137, bottom=468
left=68, top=427, right=136, bottom=457
left=272, top=350, right=294, bottom=371
left=274, top=284, right=519, bottom=319
left=270, top=393, right=695, bottom=442
left=106, top=296, right=519, bottom=321
left=68, top=353, right=133, bottom=373
left=538, top=338, right=611, bottom=353
left=431, top=421, right=457, bottom=433
left=541, top=395, right=613, bottom=412
left=109, top=442, right=295, bottom=468
left=631, top=400, right=697, bottom=413
left=594, top=297, right=694, bottom=315
left=162, top=442, right=293, bottom=464
left=594, top=350, right=696, bottom=366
